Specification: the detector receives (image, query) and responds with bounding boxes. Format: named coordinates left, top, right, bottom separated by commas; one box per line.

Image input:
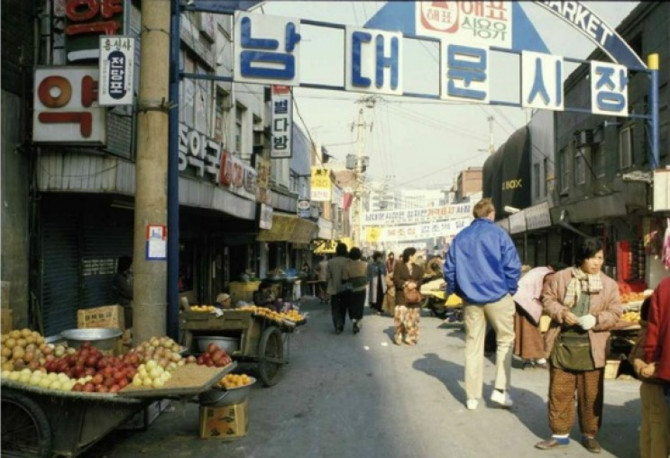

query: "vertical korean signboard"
left=63, top=0, right=126, bottom=63
left=310, top=168, right=331, bottom=202
left=271, top=85, right=293, bottom=159
left=99, top=36, right=134, bottom=106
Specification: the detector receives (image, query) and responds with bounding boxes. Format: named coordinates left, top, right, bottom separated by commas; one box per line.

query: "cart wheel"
left=1, top=390, right=52, bottom=458
left=257, top=326, right=284, bottom=387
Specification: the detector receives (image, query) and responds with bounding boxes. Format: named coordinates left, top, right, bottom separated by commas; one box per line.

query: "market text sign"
left=234, top=12, right=301, bottom=86
left=363, top=203, right=474, bottom=226
left=367, top=217, right=473, bottom=243
left=178, top=123, right=221, bottom=181
left=271, top=85, right=293, bottom=158
left=33, top=67, right=107, bottom=144
left=232, top=12, right=630, bottom=117
left=416, top=1, right=512, bottom=49
left=99, top=36, right=135, bottom=106
left=64, top=0, right=125, bottom=63
left=345, top=27, right=403, bottom=95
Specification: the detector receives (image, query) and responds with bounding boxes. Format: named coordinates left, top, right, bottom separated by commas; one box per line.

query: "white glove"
left=577, top=314, right=596, bottom=330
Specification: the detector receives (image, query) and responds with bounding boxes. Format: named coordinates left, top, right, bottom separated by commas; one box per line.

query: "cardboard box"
left=199, top=400, right=248, bottom=440
left=77, top=305, right=125, bottom=330
left=1, top=308, right=13, bottom=333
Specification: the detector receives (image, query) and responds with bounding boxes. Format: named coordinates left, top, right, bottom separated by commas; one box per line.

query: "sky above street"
left=258, top=1, right=640, bottom=190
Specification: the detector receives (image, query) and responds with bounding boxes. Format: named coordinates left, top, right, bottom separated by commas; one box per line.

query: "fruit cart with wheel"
left=1, top=363, right=236, bottom=458
left=180, top=309, right=306, bottom=387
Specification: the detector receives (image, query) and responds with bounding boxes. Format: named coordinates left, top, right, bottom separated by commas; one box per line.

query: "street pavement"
left=84, top=297, right=643, bottom=458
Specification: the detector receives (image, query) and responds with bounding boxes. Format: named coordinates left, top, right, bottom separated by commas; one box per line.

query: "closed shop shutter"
left=41, top=203, right=134, bottom=336
left=80, top=209, right=133, bottom=308
left=41, top=209, right=79, bottom=336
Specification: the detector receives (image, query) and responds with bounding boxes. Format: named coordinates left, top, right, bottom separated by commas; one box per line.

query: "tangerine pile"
left=219, top=373, right=252, bottom=389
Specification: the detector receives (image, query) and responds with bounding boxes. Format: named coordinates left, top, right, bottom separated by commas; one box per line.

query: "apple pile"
left=196, top=343, right=233, bottom=368
left=45, top=342, right=138, bottom=394
left=128, top=336, right=185, bottom=371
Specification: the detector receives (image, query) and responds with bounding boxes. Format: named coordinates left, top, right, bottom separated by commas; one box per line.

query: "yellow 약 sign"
left=310, top=167, right=331, bottom=202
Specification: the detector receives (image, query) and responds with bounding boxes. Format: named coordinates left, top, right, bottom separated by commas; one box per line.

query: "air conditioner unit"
left=576, top=129, right=594, bottom=146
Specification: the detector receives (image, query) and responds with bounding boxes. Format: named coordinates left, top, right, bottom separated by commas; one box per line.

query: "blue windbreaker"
left=443, top=218, right=521, bottom=305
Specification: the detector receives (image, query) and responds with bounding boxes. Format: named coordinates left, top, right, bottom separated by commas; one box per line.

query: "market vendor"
left=216, top=293, right=233, bottom=309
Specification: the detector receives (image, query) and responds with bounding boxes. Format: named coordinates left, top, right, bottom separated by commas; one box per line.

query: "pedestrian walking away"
left=343, top=247, right=368, bottom=334
left=512, top=262, right=567, bottom=369
left=535, top=237, right=622, bottom=454
left=393, top=247, right=424, bottom=346
left=316, top=255, right=329, bottom=304
left=367, top=251, right=387, bottom=315
left=443, top=197, right=521, bottom=411
left=327, top=242, right=350, bottom=334
left=628, top=296, right=670, bottom=458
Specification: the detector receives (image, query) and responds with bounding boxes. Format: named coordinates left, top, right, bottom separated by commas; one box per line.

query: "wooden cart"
left=180, top=310, right=304, bottom=387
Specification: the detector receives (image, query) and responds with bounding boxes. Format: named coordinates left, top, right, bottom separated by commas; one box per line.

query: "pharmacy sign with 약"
left=99, top=36, right=135, bottom=106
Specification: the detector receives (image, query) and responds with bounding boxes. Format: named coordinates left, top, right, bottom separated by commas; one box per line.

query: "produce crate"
left=604, top=360, right=621, bottom=379
left=199, top=399, right=248, bottom=440
left=77, top=305, right=125, bottom=330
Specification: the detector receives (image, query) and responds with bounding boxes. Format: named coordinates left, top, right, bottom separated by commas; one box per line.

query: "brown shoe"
left=535, top=438, right=569, bottom=450
left=581, top=437, right=602, bottom=454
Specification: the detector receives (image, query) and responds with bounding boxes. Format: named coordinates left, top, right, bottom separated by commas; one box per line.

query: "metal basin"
left=199, top=377, right=256, bottom=406
left=60, top=328, right=123, bottom=352
left=196, top=336, right=240, bottom=354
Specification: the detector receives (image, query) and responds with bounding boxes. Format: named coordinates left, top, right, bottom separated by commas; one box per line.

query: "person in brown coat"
left=392, top=247, right=424, bottom=345
left=535, top=238, right=622, bottom=454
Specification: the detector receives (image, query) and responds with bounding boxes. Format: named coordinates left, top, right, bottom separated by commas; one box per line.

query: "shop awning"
left=257, top=214, right=317, bottom=244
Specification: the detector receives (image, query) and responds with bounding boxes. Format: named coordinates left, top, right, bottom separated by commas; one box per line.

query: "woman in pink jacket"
left=535, top=238, right=622, bottom=454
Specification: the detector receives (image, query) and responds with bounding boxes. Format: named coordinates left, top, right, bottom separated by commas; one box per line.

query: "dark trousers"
left=331, top=290, right=365, bottom=331
left=331, top=292, right=348, bottom=331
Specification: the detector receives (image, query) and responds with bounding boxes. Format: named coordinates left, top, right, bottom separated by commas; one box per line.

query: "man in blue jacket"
left=444, top=198, right=521, bottom=411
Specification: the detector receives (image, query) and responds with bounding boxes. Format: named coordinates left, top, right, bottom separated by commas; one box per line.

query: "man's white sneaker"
left=466, top=399, right=479, bottom=410
left=490, top=390, right=513, bottom=408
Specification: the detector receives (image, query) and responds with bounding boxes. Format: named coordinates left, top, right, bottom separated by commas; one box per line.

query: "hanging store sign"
left=178, top=123, right=222, bottom=181
left=362, top=202, right=473, bottom=226
left=441, top=42, right=490, bottom=104
left=310, top=167, right=331, bottom=202
left=345, top=27, right=403, bottom=96
left=256, top=157, right=271, bottom=204
left=219, top=152, right=258, bottom=202
left=98, top=36, right=135, bottom=106
left=297, top=199, right=311, bottom=218
left=509, top=211, right=527, bottom=234
left=33, top=67, right=107, bottom=144
left=366, top=217, right=472, bottom=243
left=590, top=61, right=628, bottom=117
left=271, top=86, right=293, bottom=159
left=64, top=0, right=126, bottom=63
left=416, top=1, right=513, bottom=49
left=234, top=12, right=301, bottom=86
left=521, top=51, right=564, bottom=111
left=259, top=203, right=273, bottom=229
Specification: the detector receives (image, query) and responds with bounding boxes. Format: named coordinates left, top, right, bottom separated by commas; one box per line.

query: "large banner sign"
left=363, top=203, right=473, bottom=226
left=366, top=217, right=473, bottom=243
left=416, top=1, right=513, bottom=49
left=233, top=11, right=632, bottom=118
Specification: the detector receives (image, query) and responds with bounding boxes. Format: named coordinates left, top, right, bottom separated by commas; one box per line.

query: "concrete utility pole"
left=353, top=95, right=374, bottom=247
left=133, top=0, right=170, bottom=343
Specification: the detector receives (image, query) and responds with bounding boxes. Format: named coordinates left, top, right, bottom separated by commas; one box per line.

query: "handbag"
left=550, top=333, right=594, bottom=371
left=403, top=282, right=422, bottom=305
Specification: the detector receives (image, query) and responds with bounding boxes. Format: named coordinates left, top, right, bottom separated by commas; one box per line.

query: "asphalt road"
left=84, top=297, right=642, bottom=458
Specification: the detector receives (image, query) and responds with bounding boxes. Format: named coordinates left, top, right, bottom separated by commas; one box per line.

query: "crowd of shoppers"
left=310, top=197, right=667, bottom=457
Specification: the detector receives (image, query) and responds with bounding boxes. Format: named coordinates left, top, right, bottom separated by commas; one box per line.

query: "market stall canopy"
left=312, top=237, right=354, bottom=254
left=257, top=213, right=317, bottom=245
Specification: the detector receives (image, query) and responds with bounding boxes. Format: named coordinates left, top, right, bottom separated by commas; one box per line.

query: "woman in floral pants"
left=393, top=247, right=424, bottom=345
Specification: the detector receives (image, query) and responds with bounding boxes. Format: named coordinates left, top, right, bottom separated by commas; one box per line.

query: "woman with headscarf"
left=535, top=238, right=622, bottom=454
left=367, top=251, right=387, bottom=315
left=392, top=247, right=424, bottom=345
left=385, top=252, right=397, bottom=276
left=343, top=247, right=368, bottom=334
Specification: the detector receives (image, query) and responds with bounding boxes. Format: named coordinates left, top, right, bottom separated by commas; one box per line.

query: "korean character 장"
left=590, top=61, right=628, bottom=117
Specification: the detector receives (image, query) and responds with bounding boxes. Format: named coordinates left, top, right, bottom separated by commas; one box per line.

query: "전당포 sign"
left=99, top=36, right=135, bottom=106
